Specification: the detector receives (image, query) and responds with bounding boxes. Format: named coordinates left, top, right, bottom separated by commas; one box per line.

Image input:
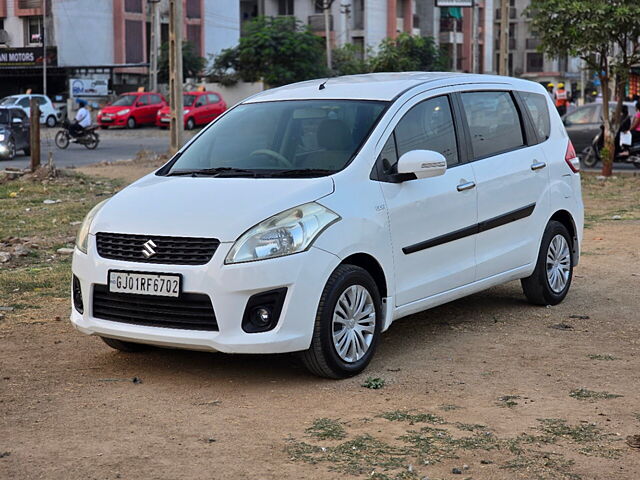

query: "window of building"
left=186, top=24, right=202, bottom=57
left=526, top=52, right=544, bottom=73
left=278, top=0, right=294, bottom=15
left=394, top=96, right=459, bottom=168
left=186, top=0, right=201, bottom=19
left=521, top=92, right=551, bottom=141
left=460, top=91, right=524, bottom=159
left=124, top=0, right=142, bottom=13
left=25, top=16, right=42, bottom=45
left=125, top=20, right=144, bottom=63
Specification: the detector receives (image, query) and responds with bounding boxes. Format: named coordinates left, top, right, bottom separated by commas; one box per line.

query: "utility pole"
left=42, top=0, right=47, bottom=97
left=30, top=99, right=41, bottom=171
left=499, top=0, right=509, bottom=75
left=452, top=17, right=458, bottom=72
left=319, top=0, right=335, bottom=70
left=341, top=3, right=351, bottom=46
left=168, top=0, right=183, bottom=154
left=471, top=0, right=479, bottom=73
left=148, top=0, right=161, bottom=92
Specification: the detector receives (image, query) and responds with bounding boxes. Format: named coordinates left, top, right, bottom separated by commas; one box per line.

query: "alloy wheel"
left=546, top=234, right=571, bottom=293
left=331, top=285, right=376, bottom=363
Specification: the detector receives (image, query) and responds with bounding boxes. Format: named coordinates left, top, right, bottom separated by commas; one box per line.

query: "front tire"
left=4, top=138, right=16, bottom=160
left=300, top=264, right=381, bottom=379
left=101, top=336, right=148, bottom=352
left=55, top=130, right=69, bottom=149
left=521, top=221, right=574, bottom=306
left=126, top=117, right=137, bottom=129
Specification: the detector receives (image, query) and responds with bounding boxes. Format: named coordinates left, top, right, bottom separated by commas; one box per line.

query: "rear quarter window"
left=521, top=92, right=551, bottom=142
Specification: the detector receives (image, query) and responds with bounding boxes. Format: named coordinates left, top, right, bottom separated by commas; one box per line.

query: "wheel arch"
left=549, top=209, right=579, bottom=265
left=340, top=252, right=388, bottom=299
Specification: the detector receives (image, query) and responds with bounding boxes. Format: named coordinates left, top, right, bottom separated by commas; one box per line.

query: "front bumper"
left=98, top=115, right=128, bottom=127
left=70, top=236, right=340, bottom=354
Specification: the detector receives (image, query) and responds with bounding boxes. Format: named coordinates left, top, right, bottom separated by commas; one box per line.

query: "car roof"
left=243, top=72, right=539, bottom=103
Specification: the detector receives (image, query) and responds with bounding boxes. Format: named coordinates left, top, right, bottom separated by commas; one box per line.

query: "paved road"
left=0, top=127, right=182, bottom=170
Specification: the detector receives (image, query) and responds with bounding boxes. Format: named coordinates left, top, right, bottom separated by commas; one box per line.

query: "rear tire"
left=521, top=220, right=574, bottom=306
left=46, top=115, right=57, bottom=128
left=83, top=132, right=99, bottom=150
left=582, top=147, right=598, bottom=168
left=300, top=264, right=381, bottom=379
left=5, top=138, right=16, bottom=160
left=101, top=336, right=148, bottom=352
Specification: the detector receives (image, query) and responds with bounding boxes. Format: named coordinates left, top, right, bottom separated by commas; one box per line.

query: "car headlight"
left=183, top=109, right=190, bottom=115
left=116, top=109, right=130, bottom=116
left=0, top=133, right=5, bottom=141
left=75, top=200, right=108, bottom=254
left=225, top=202, right=340, bottom=264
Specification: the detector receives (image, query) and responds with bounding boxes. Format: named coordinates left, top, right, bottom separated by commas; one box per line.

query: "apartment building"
left=0, top=0, right=240, bottom=97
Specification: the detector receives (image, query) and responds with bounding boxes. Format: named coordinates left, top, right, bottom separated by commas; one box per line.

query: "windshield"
left=112, top=95, right=136, bottom=107
left=0, top=110, right=9, bottom=124
left=0, top=97, right=17, bottom=106
left=184, top=95, right=196, bottom=107
left=164, top=99, right=387, bottom=177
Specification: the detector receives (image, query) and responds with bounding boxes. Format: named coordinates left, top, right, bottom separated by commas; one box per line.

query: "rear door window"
left=564, top=105, right=598, bottom=125
left=521, top=92, right=550, bottom=142
left=208, top=94, right=221, bottom=104
left=460, top=91, right=525, bottom=159
left=393, top=95, right=459, bottom=168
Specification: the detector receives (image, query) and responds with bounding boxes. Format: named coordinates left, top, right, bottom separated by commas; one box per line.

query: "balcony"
left=495, top=8, right=517, bottom=20
left=308, top=14, right=333, bottom=32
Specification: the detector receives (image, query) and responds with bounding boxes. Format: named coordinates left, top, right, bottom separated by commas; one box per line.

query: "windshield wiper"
left=267, top=168, right=335, bottom=178
left=167, top=167, right=258, bottom=177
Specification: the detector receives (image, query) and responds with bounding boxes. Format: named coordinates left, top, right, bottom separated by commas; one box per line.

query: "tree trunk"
left=599, top=73, right=614, bottom=176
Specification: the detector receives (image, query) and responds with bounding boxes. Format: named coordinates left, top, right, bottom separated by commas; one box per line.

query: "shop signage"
left=0, top=47, right=57, bottom=67
left=70, top=78, right=109, bottom=97
left=435, top=0, right=474, bottom=6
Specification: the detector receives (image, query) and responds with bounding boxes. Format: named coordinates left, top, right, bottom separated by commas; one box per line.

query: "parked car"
left=70, top=73, right=584, bottom=378
left=562, top=101, right=636, bottom=156
left=0, top=94, right=62, bottom=128
left=156, top=91, right=227, bottom=130
left=0, top=107, right=31, bottom=160
left=97, top=92, right=166, bottom=129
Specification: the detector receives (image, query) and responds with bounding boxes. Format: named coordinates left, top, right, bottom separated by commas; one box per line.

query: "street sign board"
left=435, top=0, right=474, bottom=6
left=70, top=78, right=109, bottom=97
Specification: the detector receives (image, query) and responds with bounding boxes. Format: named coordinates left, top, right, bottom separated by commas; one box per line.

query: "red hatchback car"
left=156, top=91, right=227, bottom=130
left=98, top=92, right=166, bottom=129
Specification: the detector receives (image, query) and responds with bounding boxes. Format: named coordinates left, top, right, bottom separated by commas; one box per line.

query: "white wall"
left=52, top=0, right=114, bottom=66
left=365, top=0, right=388, bottom=54
left=204, top=81, right=264, bottom=107
left=204, top=0, right=240, bottom=57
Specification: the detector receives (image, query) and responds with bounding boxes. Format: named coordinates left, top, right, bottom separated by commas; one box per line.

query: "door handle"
left=456, top=181, right=476, bottom=192
left=531, top=161, right=547, bottom=171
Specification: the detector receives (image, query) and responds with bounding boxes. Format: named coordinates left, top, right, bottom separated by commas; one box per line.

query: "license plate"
left=108, top=271, right=181, bottom=297
left=160, top=117, right=169, bottom=122
left=102, top=118, right=113, bottom=122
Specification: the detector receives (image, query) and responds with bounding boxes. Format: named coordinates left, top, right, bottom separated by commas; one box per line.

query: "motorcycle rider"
left=70, top=99, right=91, bottom=138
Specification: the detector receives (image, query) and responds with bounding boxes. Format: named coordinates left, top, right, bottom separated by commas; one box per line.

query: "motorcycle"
left=583, top=126, right=640, bottom=169
left=55, top=120, right=100, bottom=150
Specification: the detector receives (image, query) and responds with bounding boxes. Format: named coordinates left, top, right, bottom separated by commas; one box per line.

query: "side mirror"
left=396, top=150, right=447, bottom=180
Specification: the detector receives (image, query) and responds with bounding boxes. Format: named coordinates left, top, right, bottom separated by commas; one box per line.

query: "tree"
left=371, top=33, right=447, bottom=73
left=331, top=44, right=371, bottom=76
left=527, top=0, right=640, bottom=176
left=158, top=41, right=206, bottom=83
left=208, top=16, right=327, bottom=87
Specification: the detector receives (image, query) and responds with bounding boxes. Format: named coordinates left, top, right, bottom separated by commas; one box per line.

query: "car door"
left=376, top=94, right=477, bottom=306
left=458, top=90, right=550, bottom=281
left=194, top=94, right=208, bottom=125
left=563, top=104, right=599, bottom=154
left=10, top=109, right=29, bottom=149
left=17, top=96, right=31, bottom=118
left=208, top=93, right=225, bottom=121
left=136, top=94, right=152, bottom=124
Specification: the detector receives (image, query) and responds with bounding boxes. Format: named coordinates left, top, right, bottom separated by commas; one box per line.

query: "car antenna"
left=319, top=78, right=329, bottom=90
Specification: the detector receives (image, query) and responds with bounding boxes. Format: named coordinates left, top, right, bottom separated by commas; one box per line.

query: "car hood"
left=157, top=106, right=170, bottom=115
left=101, top=105, right=133, bottom=114
left=90, top=173, right=335, bottom=242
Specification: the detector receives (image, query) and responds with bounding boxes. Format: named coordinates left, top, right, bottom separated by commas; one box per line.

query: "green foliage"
left=371, top=33, right=447, bottom=73
left=361, top=377, right=385, bottom=389
left=527, top=0, right=640, bottom=174
left=569, top=388, right=623, bottom=401
left=331, top=44, right=371, bottom=76
left=209, top=16, right=327, bottom=87
left=158, top=41, right=206, bottom=83
left=305, top=418, right=347, bottom=440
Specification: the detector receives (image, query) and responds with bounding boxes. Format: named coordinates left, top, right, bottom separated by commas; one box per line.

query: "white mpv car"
left=71, top=73, right=584, bottom=378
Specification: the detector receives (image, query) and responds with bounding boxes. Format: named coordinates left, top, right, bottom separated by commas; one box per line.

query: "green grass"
left=305, top=418, right=347, bottom=440
left=569, top=388, right=623, bottom=401
left=496, top=394, right=520, bottom=408
left=586, top=354, right=619, bottom=361
left=361, top=377, right=385, bottom=389
left=379, top=410, right=445, bottom=425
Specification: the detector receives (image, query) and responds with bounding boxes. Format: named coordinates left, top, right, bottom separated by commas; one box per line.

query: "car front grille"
left=96, top=232, right=220, bottom=265
left=92, top=285, right=218, bottom=331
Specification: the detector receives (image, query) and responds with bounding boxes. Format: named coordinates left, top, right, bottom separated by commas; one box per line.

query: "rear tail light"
left=565, top=140, right=580, bottom=173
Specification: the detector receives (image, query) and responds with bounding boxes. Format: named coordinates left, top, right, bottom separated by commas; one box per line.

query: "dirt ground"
left=1, top=167, right=639, bottom=480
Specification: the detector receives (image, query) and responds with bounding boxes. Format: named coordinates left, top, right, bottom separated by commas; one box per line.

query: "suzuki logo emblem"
left=142, top=240, right=157, bottom=258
